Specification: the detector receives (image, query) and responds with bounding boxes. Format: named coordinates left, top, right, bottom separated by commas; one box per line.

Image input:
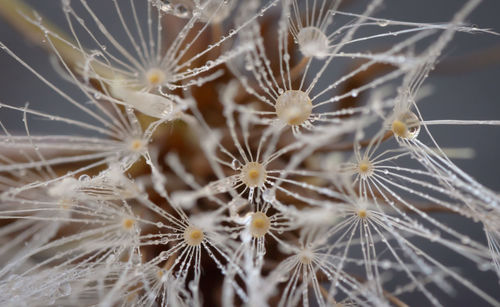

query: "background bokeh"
left=0, top=0, right=499, bottom=305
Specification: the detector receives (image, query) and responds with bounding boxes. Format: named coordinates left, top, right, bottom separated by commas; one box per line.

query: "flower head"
left=0, top=0, right=499, bottom=306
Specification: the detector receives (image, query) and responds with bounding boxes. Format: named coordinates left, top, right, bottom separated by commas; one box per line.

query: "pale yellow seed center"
left=122, top=218, right=135, bottom=230
left=130, top=139, right=144, bottom=151
left=391, top=120, right=407, bottom=138
left=391, top=112, right=420, bottom=139
left=357, top=159, right=373, bottom=177
left=184, top=226, right=204, bottom=246
left=357, top=209, right=368, bottom=219
left=157, top=269, right=165, bottom=279
left=248, top=169, right=259, bottom=180
left=241, top=162, right=267, bottom=188
left=250, top=212, right=271, bottom=238
left=146, top=68, right=166, bottom=86
left=275, top=90, right=312, bottom=126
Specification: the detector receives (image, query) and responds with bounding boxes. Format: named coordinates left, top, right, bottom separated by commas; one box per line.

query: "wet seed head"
left=391, top=111, right=420, bottom=139
left=357, top=159, right=374, bottom=178
left=297, top=26, right=329, bottom=59
left=122, top=218, right=135, bottom=230
left=184, top=226, right=204, bottom=246
left=145, top=68, right=166, bottom=87
left=240, top=162, right=267, bottom=188
left=275, top=90, right=312, bottom=126
left=249, top=212, right=271, bottom=238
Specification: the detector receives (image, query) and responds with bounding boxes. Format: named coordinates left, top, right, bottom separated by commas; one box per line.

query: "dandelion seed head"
left=157, top=268, right=166, bottom=281
left=391, top=111, right=421, bottom=139
left=240, top=162, right=267, bottom=188
left=298, top=249, right=314, bottom=265
left=357, top=209, right=368, bottom=219
left=183, top=226, right=204, bottom=246
left=128, top=138, right=147, bottom=153
left=391, top=120, right=407, bottom=137
left=358, top=158, right=374, bottom=178
left=275, top=90, right=312, bottom=126
left=297, top=26, right=329, bottom=59
left=122, top=218, right=135, bottom=230
left=145, top=68, right=167, bottom=87
left=249, top=212, right=270, bottom=238
left=0, top=0, right=498, bottom=305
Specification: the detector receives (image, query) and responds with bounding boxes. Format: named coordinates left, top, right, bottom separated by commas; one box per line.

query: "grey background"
left=1, top=0, right=499, bottom=187
left=0, top=0, right=499, bottom=306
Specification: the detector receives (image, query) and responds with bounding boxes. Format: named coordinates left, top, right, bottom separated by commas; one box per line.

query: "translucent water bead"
left=297, top=27, right=329, bottom=59
left=391, top=111, right=421, bottom=139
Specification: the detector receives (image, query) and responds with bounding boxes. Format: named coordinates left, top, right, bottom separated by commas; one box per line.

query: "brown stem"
left=284, top=55, right=310, bottom=86
left=316, top=270, right=410, bottom=307
left=435, top=44, right=500, bottom=74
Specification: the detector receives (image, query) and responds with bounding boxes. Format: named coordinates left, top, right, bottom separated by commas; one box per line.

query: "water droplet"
left=377, top=19, right=389, bottom=27
left=78, top=174, right=90, bottom=182
left=231, top=159, right=242, bottom=170
left=174, top=4, right=190, bottom=18
left=380, top=260, right=391, bottom=269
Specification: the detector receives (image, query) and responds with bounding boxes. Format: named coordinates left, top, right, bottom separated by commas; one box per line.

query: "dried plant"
left=0, top=0, right=499, bottom=306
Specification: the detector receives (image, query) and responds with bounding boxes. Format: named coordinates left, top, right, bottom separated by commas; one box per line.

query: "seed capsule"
left=297, top=26, right=329, bottom=59
left=357, top=159, right=373, bottom=178
left=275, top=90, right=312, bottom=126
left=298, top=249, right=314, bottom=265
left=145, top=68, right=166, bottom=86
left=391, top=111, right=420, bottom=139
left=184, top=226, right=204, bottom=246
left=240, top=162, right=267, bottom=188
left=357, top=209, right=368, bottom=219
left=122, top=218, right=135, bottom=230
left=249, top=212, right=270, bottom=238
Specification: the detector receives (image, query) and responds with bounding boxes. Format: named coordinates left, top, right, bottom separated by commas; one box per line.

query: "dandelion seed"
left=240, top=162, right=267, bottom=188
left=183, top=226, right=204, bottom=246
left=391, top=111, right=421, bottom=139
left=297, top=26, right=330, bottom=59
left=275, top=90, right=312, bottom=126
left=249, top=211, right=270, bottom=238
left=122, top=218, right=135, bottom=230
left=0, top=0, right=499, bottom=306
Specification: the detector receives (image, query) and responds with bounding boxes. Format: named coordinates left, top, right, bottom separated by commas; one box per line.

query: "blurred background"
left=0, top=0, right=499, bottom=305
left=1, top=0, right=499, bottom=187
